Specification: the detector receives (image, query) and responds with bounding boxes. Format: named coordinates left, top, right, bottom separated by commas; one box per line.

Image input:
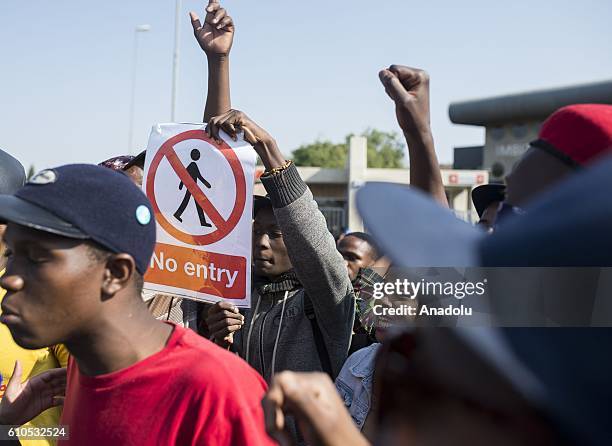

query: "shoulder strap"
left=303, top=294, right=334, bottom=378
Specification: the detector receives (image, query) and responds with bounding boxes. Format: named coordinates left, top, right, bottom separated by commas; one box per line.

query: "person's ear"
left=101, top=254, right=137, bottom=297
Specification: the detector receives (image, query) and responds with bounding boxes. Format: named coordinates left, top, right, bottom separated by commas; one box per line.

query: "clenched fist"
left=379, top=65, right=431, bottom=137
left=262, top=371, right=370, bottom=446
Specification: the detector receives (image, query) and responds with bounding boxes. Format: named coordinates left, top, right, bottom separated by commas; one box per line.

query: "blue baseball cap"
left=0, top=164, right=156, bottom=274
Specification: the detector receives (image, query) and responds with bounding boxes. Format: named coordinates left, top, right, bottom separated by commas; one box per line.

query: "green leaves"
left=293, top=129, right=405, bottom=168
left=293, top=141, right=348, bottom=168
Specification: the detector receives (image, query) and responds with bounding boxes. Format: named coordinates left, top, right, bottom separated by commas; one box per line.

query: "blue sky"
left=1, top=0, right=612, bottom=170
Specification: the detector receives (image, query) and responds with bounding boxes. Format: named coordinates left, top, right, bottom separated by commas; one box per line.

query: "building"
left=449, top=79, right=612, bottom=181
left=255, top=137, right=488, bottom=237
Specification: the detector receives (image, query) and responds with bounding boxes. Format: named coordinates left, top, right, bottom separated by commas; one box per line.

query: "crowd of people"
left=1, top=1, right=612, bottom=445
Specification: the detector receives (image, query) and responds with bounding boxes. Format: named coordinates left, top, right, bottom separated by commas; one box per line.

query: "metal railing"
left=319, top=206, right=346, bottom=236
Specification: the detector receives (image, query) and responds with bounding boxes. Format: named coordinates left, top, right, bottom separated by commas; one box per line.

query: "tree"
left=360, top=129, right=405, bottom=168
left=293, top=141, right=347, bottom=168
left=292, top=129, right=404, bottom=168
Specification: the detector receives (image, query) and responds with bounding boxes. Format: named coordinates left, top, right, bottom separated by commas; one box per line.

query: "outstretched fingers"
left=189, top=11, right=203, bottom=32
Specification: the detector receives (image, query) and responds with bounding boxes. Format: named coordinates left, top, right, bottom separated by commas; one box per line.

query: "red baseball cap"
left=531, top=104, right=612, bottom=167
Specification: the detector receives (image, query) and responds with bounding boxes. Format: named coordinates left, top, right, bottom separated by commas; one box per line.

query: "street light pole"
left=171, top=0, right=182, bottom=122
left=128, top=24, right=151, bottom=154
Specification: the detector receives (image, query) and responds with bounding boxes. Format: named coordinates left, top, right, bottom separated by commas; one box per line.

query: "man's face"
left=337, top=235, right=377, bottom=281
left=252, top=207, right=292, bottom=279
left=0, top=224, right=106, bottom=349
left=505, top=146, right=575, bottom=207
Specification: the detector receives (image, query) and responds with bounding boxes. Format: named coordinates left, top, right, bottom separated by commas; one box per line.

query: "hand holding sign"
left=190, top=0, right=235, bottom=57
left=207, top=110, right=287, bottom=171
left=206, top=301, right=245, bottom=348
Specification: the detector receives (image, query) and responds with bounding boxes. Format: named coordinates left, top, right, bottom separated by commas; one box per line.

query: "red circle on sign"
left=146, top=130, right=246, bottom=246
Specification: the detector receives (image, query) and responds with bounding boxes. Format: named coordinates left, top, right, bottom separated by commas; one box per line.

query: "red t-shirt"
left=59, top=325, right=275, bottom=446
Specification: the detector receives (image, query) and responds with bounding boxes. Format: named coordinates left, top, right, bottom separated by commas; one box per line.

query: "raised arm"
left=379, top=65, right=448, bottom=207
left=190, top=0, right=234, bottom=123
left=208, top=110, right=355, bottom=373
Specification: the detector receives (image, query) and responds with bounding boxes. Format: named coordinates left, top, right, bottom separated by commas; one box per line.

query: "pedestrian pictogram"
left=173, top=149, right=213, bottom=227
left=146, top=129, right=247, bottom=246
left=142, top=124, right=256, bottom=307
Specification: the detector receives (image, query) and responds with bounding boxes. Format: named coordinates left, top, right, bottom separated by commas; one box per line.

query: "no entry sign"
left=142, top=124, right=256, bottom=307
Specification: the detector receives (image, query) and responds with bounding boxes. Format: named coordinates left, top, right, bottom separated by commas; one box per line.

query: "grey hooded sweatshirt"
left=234, top=163, right=355, bottom=383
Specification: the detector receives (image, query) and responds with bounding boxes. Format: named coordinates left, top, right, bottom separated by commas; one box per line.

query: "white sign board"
left=142, top=123, right=255, bottom=307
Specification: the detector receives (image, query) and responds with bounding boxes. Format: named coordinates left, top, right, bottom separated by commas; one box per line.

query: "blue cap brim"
left=357, top=183, right=482, bottom=267
left=0, top=195, right=88, bottom=239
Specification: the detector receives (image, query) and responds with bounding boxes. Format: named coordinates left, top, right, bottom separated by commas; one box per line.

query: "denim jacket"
left=334, top=343, right=382, bottom=430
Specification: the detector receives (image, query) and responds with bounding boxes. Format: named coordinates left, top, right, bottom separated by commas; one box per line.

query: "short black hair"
left=86, top=242, right=112, bottom=263
left=343, top=232, right=381, bottom=260
left=253, top=196, right=273, bottom=218
left=86, top=242, right=144, bottom=294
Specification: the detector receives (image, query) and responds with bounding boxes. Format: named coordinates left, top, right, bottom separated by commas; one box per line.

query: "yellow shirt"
left=0, top=270, right=69, bottom=446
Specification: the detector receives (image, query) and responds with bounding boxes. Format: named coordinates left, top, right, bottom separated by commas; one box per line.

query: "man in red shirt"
left=0, top=164, right=274, bottom=446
